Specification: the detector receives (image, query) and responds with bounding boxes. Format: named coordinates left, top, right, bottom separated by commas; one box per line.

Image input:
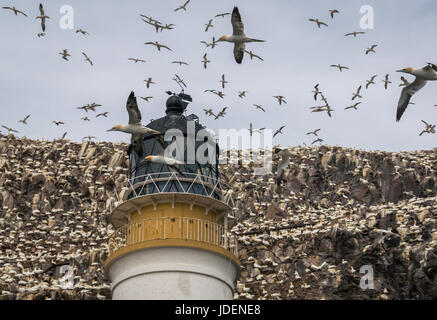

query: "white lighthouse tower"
left=104, top=93, right=240, bottom=300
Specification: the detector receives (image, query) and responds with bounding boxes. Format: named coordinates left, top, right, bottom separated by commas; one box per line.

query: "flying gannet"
left=217, top=7, right=265, bottom=64
left=352, top=86, right=362, bottom=100
left=145, top=41, right=172, bottom=51
left=82, top=52, right=93, bottom=66
left=253, top=104, right=265, bottom=112
left=330, top=64, right=349, bottom=72
left=273, top=126, right=286, bottom=138
left=220, top=74, right=228, bottom=89
left=329, top=9, right=339, bottom=19
left=382, top=74, right=391, bottom=89
left=419, top=120, right=436, bottom=136
left=396, top=63, right=437, bottom=121
left=205, top=19, right=213, bottom=32
left=36, top=3, right=49, bottom=32
left=366, top=75, right=377, bottom=89
left=2, top=6, right=27, bottom=16
left=107, top=92, right=161, bottom=156
left=18, top=115, right=30, bottom=125
left=129, top=58, right=146, bottom=63
left=172, top=61, right=189, bottom=66
left=345, top=102, right=361, bottom=111
left=273, top=96, right=287, bottom=105
left=59, top=49, right=70, bottom=61
left=244, top=50, right=263, bottom=61
left=306, top=129, right=321, bottom=136
left=76, top=29, right=89, bottom=35
left=366, top=45, right=377, bottom=55
left=174, top=0, right=190, bottom=12
left=141, top=155, right=184, bottom=175
left=345, top=31, right=365, bottom=37
left=308, top=18, right=328, bottom=28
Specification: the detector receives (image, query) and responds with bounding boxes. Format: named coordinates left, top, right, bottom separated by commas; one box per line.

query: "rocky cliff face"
left=0, top=134, right=436, bottom=299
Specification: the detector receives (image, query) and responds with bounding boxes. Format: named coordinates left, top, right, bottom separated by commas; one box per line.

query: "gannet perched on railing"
left=217, top=7, right=265, bottom=64
left=396, top=63, right=437, bottom=121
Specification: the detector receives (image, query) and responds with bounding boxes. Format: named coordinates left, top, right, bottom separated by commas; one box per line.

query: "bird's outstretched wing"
left=234, top=42, right=245, bottom=64
left=231, top=7, right=244, bottom=36
left=126, top=91, right=142, bottom=125
left=396, top=78, right=427, bottom=122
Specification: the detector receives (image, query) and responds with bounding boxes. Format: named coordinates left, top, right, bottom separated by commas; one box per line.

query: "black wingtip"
left=129, top=91, right=135, bottom=98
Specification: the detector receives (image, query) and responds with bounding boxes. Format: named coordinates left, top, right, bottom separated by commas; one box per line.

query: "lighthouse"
left=104, top=92, right=240, bottom=300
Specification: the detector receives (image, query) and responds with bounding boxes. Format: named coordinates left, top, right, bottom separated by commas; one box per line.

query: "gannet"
left=82, top=52, right=93, bottom=66
left=273, top=96, right=287, bottom=105
left=203, top=109, right=215, bottom=117
left=107, top=92, right=161, bottom=156
left=76, top=29, right=89, bottom=35
left=215, top=12, right=230, bottom=18
left=142, top=155, right=184, bottom=175
left=2, top=6, right=27, bottom=16
left=1, top=125, right=18, bottom=134
left=308, top=18, right=328, bottom=28
left=36, top=3, right=49, bottom=32
left=59, top=49, right=70, bottom=61
left=214, top=107, right=227, bottom=120
left=311, top=138, right=324, bottom=145
left=244, top=50, right=264, bottom=61
left=238, top=91, right=247, bottom=98
left=174, top=0, right=190, bottom=12
left=306, top=129, right=320, bottom=136
left=18, top=115, right=30, bottom=125
left=172, top=61, right=189, bottom=66
left=140, top=96, right=153, bottom=102
left=144, top=77, right=155, bottom=88
left=52, top=121, right=65, bottom=126
left=399, top=76, right=410, bottom=87
left=174, top=74, right=186, bottom=88
left=345, top=31, right=365, bottom=37
left=396, top=63, right=437, bottom=121
left=83, top=136, right=96, bottom=141
left=144, top=41, right=172, bottom=51
left=352, top=86, right=362, bottom=100
left=217, top=7, right=265, bottom=64
left=253, top=104, right=265, bottom=112
left=220, top=74, right=228, bottom=89
left=366, top=45, right=377, bottom=55
left=382, top=74, right=391, bottom=89
left=329, top=9, right=339, bottom=19
left=249, top=123, right=265, bottom=136
left=205, top=19, right=213, bottom=32
left=81, top=117, right=90, bottom=121
left=37, top=33, right=45, bottom=37
left=128, top=58, right=146, bottom=63
left=96, top=112, right=109, bottom=118
left=366, top=75, right=377, bottom=89
left=345, top=102, right=361, bottom=110
left=273, top=147, right=292, bottom=187
left=273, top=126, right=286, bottom=138
left=202, top=53, right=210, bottom=69
left=330, top=64, right=349, bottom=72
left=419, top=120, right=436, bottom=136
left=312, top=83, right=321, bottom=101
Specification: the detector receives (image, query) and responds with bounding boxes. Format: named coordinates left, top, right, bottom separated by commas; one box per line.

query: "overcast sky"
left=1, top=0, right=436, bottom=152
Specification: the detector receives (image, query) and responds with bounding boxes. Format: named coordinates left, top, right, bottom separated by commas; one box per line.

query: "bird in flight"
left=142, top=155, right=185, bottom=175
left=352, top=86, right=362, bottom=100
left=215, top=12, right=230, bottom=18
left=244, top=50, right=263, bottom=61
left=36, top=3, right=49, bottom=32
left=145, top=41, right=172, bottom=51
left=203, top=109, right=215, bottom=117
left=273, top=96, right=287, bottom=105
left=18, top=115, right=30, bottom=125
left=220, top=74, right=228, bottom=89
left=396, top=63, right=437, bottom=121
left=345, top=102, right=362, bottom=110
left=273, top=126, right=286, bottom=138
left=311, top=138, right=324, bottom=145
left=83, top=136, right=97, bottom=141
left=330, top=64, right=349, bottom=72
left=205, top=19, right=213, bottom=32
left=249, top=123, right=265, bottom=136
left=59, top=49, right=70, bottom=61
left=1, top=125, right=18, bottom=134
left=399, top=76, right=410, bottom=87
left=76, top=29, right=89, bottom=35
left=329, top=9, right=339, bottom=19
left=366, top=75, right=377, bottom=89
left=144, top=78, right=155, bottom=88
left=77, top=103, right=101, bottom=112
left=253, top=104, right=265, bottom=112
left=217, top=7, right=265, bottom=64
left=96, top=112, right=109, bottom=118
left=107, top=92, right=161, bottom=156
left=37, top=32, right=45, bottom=37
left=172, top=61, right=189, bottom=66
left=128, top=58, right=146, bottom=63
left=308, top=18, right=328, bottom=28
left=312, top=84, right=321, bottom=101
left=382, top=74, right=391, bottom=90
left=204, top=89, right=225, bottom=99
left=61, top=132, right=67, bottom=139
left=202, top=53, right=210, bottom=69
left=81, top=117, right=90, bottom=121
left=345, top=31, right=366, bottom=37
left=174, top=74, right=187, bottom=88
left=2, top=6, right=27, bottom=16
left=140, top=96, right=153, bottom=102
left=214, top=107, right=228, bottom=120
left=82, top=52, right=93, bottom=66
left=366, top=45, right=377, bottom=55
left=238, top=91, right=247, bottom=98
left=53, top=121, right=65, bottom=126
left=306, top=129, right=321, bottom=136
left=201, top=37, right=219, bottom=49
left=174, top=0, right=190, bottom=12
left=419, top=120, right=436, bottom=136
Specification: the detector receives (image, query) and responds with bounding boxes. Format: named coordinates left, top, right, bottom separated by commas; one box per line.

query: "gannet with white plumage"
left=217, top=7, right=265, bottom=64
left=396, top=63, right=437, bottom=121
